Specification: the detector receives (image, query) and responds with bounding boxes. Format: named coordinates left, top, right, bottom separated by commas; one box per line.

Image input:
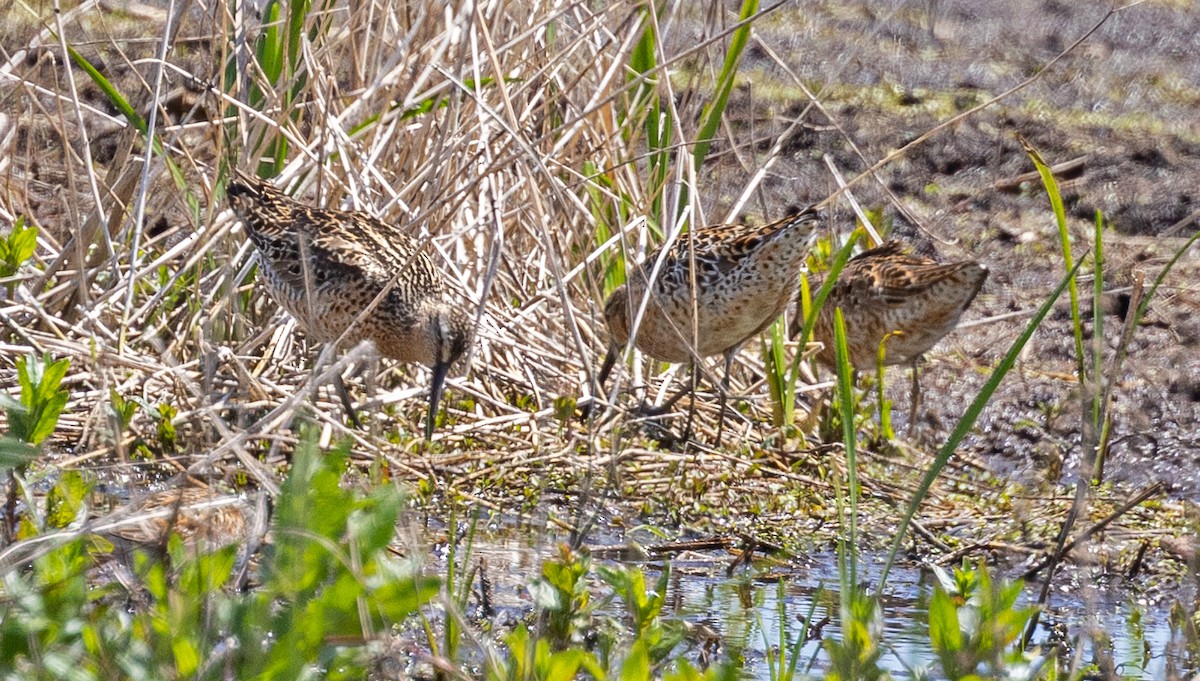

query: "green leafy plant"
left=0, top=437, right=36, bottom=472
left=665, top=658, right=741, bottom=681
left=492, top=623, right=605, bottom=681
left=1, top=352, right=70, bottom=447
left=153, top=403, right=178, bottom=456
left=598, top=562, right=685, bottom=665
left=488, top=551, right=695, bottom=681
left=0, top=425, right=439, bottom=679
left=106, top=389, right=140, bottom=440
left=527, top=544, right=598, bottom=650
left=0, top=217, right=38, bottom=297
left=927, top=562, right=1048, bottom=680
left=824, top=587, right=890, bottom=681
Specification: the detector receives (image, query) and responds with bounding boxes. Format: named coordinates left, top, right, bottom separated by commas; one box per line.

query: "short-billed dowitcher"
left=791, top=240, right=988, bottom=423
left=599, top=206, right=821, bottom=438
left=102, top=487, right=259, bottom=554
left=227, top=173, right=473, bottom=440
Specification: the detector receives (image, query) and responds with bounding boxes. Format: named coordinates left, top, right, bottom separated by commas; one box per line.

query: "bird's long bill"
left=425, top=360, right=451, bottom=442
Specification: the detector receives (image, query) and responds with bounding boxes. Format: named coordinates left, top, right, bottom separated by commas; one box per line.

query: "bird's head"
left=226, top=173, right=294, bottom=231
left=424, top=306, right=475, bottom=442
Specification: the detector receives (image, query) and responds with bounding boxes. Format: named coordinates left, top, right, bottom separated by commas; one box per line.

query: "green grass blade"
left=875, top=334, right=895, bottom=440
left=66, top=44, right=189, bottom=194
left=878, top=255, right=1089, bottom=590
left=833, top=308, right=859, bottom=605
left=786, top=594, right=821, bottom=680
left=1134, top=226, right=1200, bottom=325
left=691, top=0, right=760, bottom=169
left=783, top=230, right=862, bottom=414
left=287, top=0, right=312, bottom=73
left=257, top=0, right=285, bottom=85
left=1089, top=210, right=1105, bottom=481
left=65, top=46, right=147, bottom=133
left=1022, top=138, right=1085, bottom=380
left=627, top=6, right=671, bottom=228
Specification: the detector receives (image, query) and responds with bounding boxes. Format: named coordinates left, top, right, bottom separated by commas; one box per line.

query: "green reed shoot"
left=1023, top=138, right=1085, bottom=381
left=879, top=254, right=1088, bottom=590
left=1089, top=209, right=1108, bottom=482
left=64, top=46, right=187, bottom=192
left=584, top=160, right=630, bottom=297
left=874, top=332, right=900, bottom=440
left=769, top=229, right=862, bottom=427
left=691, top=0, right=760, bottom=172
left=832, top=308, right=860, bottom=604
left=761, top=579, right=822, bottom=681
left=627, top=5, right=673, bottom=230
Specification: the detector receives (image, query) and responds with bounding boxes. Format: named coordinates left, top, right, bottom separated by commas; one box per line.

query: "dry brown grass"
left=0, top=0, right=840, bottom=498
left=0, top=1, right=1195, bottom=576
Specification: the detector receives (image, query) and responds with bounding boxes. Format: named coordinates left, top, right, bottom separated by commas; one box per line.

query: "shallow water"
left=423, top=516, right=1190, bottom=679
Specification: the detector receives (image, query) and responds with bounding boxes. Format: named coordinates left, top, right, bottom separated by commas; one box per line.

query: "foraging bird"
left=101, top=487, right=259, bottom=553
left=226, top=173, right=473, bottom=440
left=791, top=240, right=988, bottom=422
left=599, top=206, right=821, bottom=437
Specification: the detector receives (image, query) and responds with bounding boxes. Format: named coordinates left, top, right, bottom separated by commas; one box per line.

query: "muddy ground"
left=686, top=0, right=1200, bottom=498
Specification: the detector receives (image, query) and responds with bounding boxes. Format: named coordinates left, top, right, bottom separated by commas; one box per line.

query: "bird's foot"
left=633, top=400, right=675, bottom=418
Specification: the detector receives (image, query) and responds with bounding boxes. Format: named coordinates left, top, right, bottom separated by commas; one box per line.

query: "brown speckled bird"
left=792, top=240, right=988, bottom=422
left=599, top=206, right=821, bottom=435
left=102, top=487, right=259, bottom=553
left=226, top=173, right=473, bottom=440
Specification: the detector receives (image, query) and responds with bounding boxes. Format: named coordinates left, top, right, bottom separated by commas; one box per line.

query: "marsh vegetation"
left=0, top=0, right=1198, bottom=677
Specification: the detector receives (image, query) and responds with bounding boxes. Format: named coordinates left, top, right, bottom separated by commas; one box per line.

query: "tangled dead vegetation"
left=0, top=1, right=834, bottom=493
left=0, top=0, right=1196, bottom=568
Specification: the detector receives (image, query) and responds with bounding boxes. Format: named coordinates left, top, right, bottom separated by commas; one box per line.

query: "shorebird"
left=102, top=487, right=259, bottom=553
left=599, top=206, right=822, bottom=439
left=226, top=173, right=473, bottom=440
left=791, top=240, right=988, bottom=423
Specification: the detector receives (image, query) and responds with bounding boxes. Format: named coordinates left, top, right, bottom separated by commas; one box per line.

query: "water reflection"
left=421, top=516, right=1186, bottom=680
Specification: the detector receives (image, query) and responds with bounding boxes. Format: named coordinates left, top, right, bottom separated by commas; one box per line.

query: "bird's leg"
left=679, top=362, right=699, bottom=445
left=714, top=351, right=735, bottom=444
left=333, top=371, right=363, bottom=429
left=907, top=359, right=921, bottom=431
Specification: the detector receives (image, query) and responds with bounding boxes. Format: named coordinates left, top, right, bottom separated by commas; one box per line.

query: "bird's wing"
left=697, top=207, right=821, bottom=274
left=305, top=210, right=444, bottom=294
left=873, top=257, right=977, bottom=308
